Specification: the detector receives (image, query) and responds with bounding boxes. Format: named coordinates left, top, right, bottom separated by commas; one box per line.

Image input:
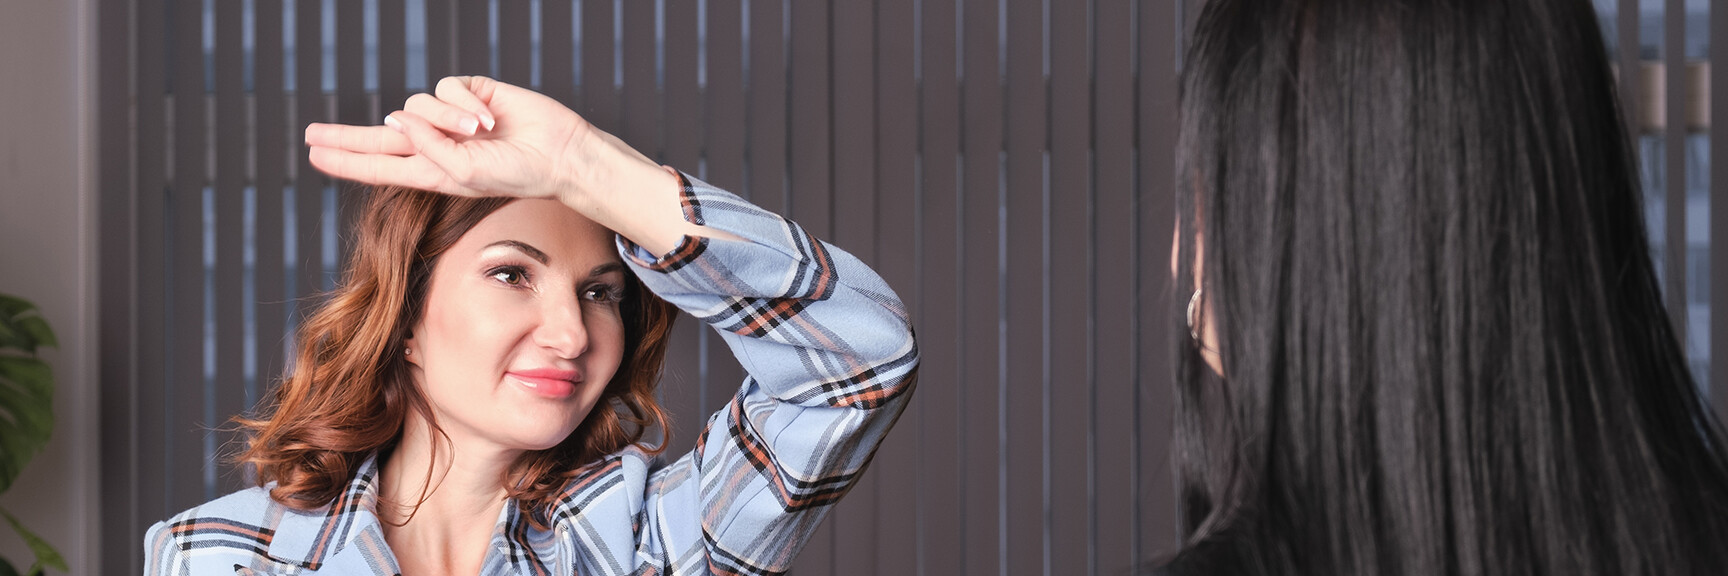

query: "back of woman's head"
left=1168, top=0, right=1728, bottom=574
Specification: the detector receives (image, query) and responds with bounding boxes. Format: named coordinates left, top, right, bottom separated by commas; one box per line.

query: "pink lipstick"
left=507, top=368, right=582, bottom=399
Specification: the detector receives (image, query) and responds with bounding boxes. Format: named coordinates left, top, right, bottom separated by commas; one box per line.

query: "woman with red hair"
left=144, top=76, right=918, bottom=576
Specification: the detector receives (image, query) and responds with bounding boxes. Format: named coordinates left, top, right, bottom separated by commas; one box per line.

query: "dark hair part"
left=236, top=186, right=676, bottom=526
left=1165, top=0, right=1728, bottom=574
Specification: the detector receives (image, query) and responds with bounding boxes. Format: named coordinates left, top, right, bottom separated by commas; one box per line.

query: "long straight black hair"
left=1165, top=0, right=1728, bottom=574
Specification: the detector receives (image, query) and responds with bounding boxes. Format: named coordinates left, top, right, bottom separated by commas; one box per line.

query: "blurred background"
left=0, top=0, right=1718, bottom=574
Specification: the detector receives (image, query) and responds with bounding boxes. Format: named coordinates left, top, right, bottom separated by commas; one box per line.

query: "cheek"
left=585, top=308, right=629, bottom=375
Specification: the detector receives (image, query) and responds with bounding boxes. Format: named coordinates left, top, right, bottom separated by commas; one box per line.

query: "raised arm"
left=617, top=171, right=918, bottom=574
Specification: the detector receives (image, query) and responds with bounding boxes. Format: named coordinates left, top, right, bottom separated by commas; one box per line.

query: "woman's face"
left=404, top=199, right=628, bottom=453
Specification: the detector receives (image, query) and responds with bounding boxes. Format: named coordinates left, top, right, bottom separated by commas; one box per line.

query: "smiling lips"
left=507, top=368, right=583, bottom=399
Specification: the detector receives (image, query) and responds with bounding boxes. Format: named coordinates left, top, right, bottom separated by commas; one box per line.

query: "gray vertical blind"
left=95, top=1, right=1728, bottom=576
left=91, top=0, right=1323, bottom=574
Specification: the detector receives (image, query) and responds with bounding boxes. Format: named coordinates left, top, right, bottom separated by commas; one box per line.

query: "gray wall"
left=0, top=0, right=99, bottom=573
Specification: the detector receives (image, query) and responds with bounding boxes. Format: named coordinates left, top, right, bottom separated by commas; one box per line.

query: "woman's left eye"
left=582, top=284, right=623, bottom=303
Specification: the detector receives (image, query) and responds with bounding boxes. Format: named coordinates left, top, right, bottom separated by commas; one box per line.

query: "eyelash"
left=487, top=265, right=624, bottom=304
left=488, top=265, right=531, bottom=287
left=583, top=283, right=626, bottom=304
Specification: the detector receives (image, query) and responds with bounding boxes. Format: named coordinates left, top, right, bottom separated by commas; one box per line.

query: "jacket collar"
left=265, top=455, right=385, bottom=570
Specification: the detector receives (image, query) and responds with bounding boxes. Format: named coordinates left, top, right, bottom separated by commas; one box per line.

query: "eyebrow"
left=485, top=240, right=550, bottom=264
left=588, top=262, right=626, bottom=278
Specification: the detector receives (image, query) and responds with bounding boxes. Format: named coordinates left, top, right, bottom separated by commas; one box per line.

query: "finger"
left=303, top=122, right=415, bottom=155
left=386, top=110, right=480, bottom=188
left=404, top=93, right=486, bottom=137
left=434, top=76, right=497, bottom=131
left=308, top=145, right=457, bottom=193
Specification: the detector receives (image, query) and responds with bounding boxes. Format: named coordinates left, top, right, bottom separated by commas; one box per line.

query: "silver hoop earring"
left=1186, top=289, right=1204, bottom=343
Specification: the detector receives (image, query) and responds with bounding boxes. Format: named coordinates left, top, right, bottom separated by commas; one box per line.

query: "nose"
left=534, top=294, right=590, bottom=359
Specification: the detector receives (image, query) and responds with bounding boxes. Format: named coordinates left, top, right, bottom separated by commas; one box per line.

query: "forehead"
left=451, top=198, right=619, bottom=264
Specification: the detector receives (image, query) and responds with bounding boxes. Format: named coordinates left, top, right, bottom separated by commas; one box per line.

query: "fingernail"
left=479, top=112, right=496, bottom=132
left=384, top=115, right=404, bottom=133
left=459, top=116, right=479, bottom=135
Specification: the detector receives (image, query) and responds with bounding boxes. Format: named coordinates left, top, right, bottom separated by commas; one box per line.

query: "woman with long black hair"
left=1161, top=0, right=1728, bottom=574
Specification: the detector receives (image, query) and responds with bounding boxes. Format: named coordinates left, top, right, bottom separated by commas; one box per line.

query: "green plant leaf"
left=10, top=318, right=52, bottom=352
left=0, top=323, right=20, bottom=353
left=0, top=296, right=52, bottom=354
left=0, top=296, right=31, bottom=318
left=0, top=507, right=65, bottom=574
left=0, top=354, right=53, bottom=494
left=0, top=557, right=20, bottom=576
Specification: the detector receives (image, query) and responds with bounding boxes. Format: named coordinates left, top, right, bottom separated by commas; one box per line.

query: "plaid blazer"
left=143, top=172, right=920, bottom=576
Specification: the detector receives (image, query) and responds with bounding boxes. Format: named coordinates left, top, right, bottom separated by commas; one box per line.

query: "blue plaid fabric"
left=143, top=172, right=919, bottom=575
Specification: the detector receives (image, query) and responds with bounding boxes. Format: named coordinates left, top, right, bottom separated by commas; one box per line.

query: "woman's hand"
left=306, top=76, right=661, bottom=207
left=305, top=76, right=725, bottom=255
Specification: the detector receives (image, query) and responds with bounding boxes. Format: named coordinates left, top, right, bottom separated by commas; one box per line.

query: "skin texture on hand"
left=305, top=76, right=739, bottom=256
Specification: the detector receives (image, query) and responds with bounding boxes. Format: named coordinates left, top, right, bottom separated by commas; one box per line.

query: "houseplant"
left=0, top=294, right=65, bottom=576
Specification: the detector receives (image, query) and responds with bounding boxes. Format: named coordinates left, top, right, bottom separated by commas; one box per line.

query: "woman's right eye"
left=489, top=267, right=529, bottom=286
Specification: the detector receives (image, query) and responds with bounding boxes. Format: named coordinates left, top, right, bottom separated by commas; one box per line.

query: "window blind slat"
left=620, top=0, right=658, bottom=153
left=830, top=0, right=880, bottom=573
left=457, top=0, right=488, bottom=75
left=97, top=0, right=145, bottom=569
left=425, top=0, right=453, bottom=84
left=294, top=0, right=327, bottom=320
left=1005, top=0, right=1051, bottom=570
left=335, top=0, right=370, bottom=271
left=788, top=0, right=831, bottom=239
left=253, top=0, right=289, bottom=446
left=135, top=0, right=171, bottom=527
left=916, top=1, right=966, bottom=572
left=664, top=1, right=700, bottom=169
left=1135, top=0, right=1181, bottom=563
left=379, top=0, right=408, bottom=115
left=1093, top=0, right=1140, bottom=571
left=1049, top=0, right=1093, bottom=570
left=214, top=0, right=248, bottom=495
left=656, top=0, right=705, bottom=462
left=580, top=0, right=618, bottom=132
left=705, top=0, right=744, bottom=194
left=745, top=0, right=786, bottom=216
left=961, top=0, right=1006, bottom=572
left=169, top=0, right=211, bottom=507
left=498, top=0, right=532, bottom=86
left=1665, top=0, right=1689, bottom=345
left=695, top=0, right=747, bottom=430
left=787, top=1, right=838, bottom=571
left=542, top=0, right=575, bottom=106
left=872, top=0, right=919, bottom=573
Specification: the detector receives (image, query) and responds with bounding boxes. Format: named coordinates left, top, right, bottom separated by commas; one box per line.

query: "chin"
left=506, top=426, right=581, bottom=452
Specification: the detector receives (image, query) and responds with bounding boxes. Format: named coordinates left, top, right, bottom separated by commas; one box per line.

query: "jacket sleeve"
left=618, top=171, right=919, bottom=575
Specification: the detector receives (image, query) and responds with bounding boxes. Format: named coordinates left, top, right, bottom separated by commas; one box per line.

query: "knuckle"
left=449, top=163, right=476, bottom=185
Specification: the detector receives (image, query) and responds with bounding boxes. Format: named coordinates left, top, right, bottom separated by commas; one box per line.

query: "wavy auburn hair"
left=236, top=185, right=677, bottom=522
